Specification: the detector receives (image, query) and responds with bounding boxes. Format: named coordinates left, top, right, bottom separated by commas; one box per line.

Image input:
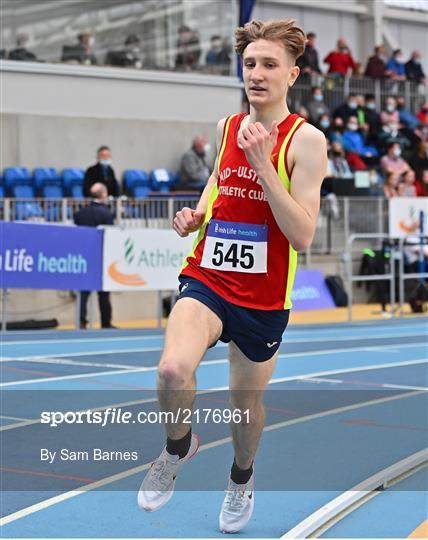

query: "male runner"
left=138, top=19, right=327, bottom=533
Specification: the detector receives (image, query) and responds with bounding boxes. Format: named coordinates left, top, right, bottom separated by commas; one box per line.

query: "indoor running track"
left=0, top=317, right=427, bottom=539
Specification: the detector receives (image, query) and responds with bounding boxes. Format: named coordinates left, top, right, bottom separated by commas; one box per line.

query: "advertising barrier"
left=290, top=269, right=335, bottom=311
left=0, top=222, right=103, bottom=290
left=389, top=198, right=428, bottom=238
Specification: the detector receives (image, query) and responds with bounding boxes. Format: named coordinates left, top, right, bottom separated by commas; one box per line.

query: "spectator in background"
left=405, top=51, right=426, bottom=84
left=396, top=95, right=420, bottom=130
left=84, top=146, right=120, bottom=197
left=9, top=32, right=38, bottom=62
left=400, top=169, right=417, bottom=197
left=105, top=34, right=143, bottom=68
left=342, top=115, right=378, bottom=168
left=61, top=31, right=97, bottom=65
left=324, top=38, right=357, bottom=77
left=385, top=49, right=406, bottom=81
left=417, top=101, right=428, bottom=126
left=329, top=116, right=345, bottom=145
left=410, top=140, right=428, bottom=182
left=364, top=45, right=387, bottom=79
left=306, top=86, right=330, bottom=125
left=178, top=135, right=211, bottom=191
left=205, top=35, right=231, bottom=75
left=318, top=113, right=332, bottom=137
left=334, top=94, right=361, bottom=124
left=297, top=104, right=309, bottom=121
left=297, top=32, right=321, bottom=76
left=175, top=25, right=201, bottom=71
left=364, top=94, right=382, bottom=144
left=381, top=96, right=400, bottom=125
left=327, top=141, right=353, bottom=178
left=74, top=183, right=116, bottom=330
left=380, top=142, right=410, bottom=178
left=383, top=171, right=401, bottom=198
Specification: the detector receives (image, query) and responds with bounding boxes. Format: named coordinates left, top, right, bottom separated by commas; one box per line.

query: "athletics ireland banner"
left=102, top=228, right=194, bottom=291
left=389, top=197, right=428, bottom=238
left=0, top=222, right=102, bottom=290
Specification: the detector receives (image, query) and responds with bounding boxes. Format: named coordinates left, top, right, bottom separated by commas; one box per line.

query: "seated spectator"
left=175, top=25, right=201, bottom=71
left=377, top=118, right=411, bottom=153
left=329, top=117, right=345, bottom=145
left=324, top=38, right=357, bottom=77
left=327, top=142, right=353, bottom=178
left=105, top=35, right=143, bottom=68
left=205, top=35, right=231, bottom=75
left=342, top=115, right=379, bottom=160
left=364, top=46, right=387, bottom=79
left=417, top=101, right=428, bottom=126
left=405, top=51, right=426, bottom=84
left=380, top=142, right=410, bottom=178
left=297, top=32, right=321, bottom=76
left=61, top=32, right=97, bottom=65
left=84, top=145, right=120, bottom=197
left=381, top=96, right=400, bottom=125
left=385, top=49, right=406, bottom=81
left=8, top=33, right=37, bottom=62
left=318, top=113, right=332, bottom=136
left=396, top=96, right=420, bottom=130
left=400, top=169, right=417, bottom=197
left=383, top=171, right=401, bottom=198
left=306, top=87, right=330, bottom=125
left=333, top=94, right=360, bottom=124
left=178, top=135, right=211, bottom=191
left=410, top=140, right=428, bottom=182
left=364, top=94, right=382, bottom=144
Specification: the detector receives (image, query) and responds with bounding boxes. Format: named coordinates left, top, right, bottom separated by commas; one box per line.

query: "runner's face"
left=242, top=39, right=296, bottom=109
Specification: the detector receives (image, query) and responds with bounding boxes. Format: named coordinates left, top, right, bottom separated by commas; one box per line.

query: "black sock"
left=166, top=428, right=192, bottom=459
left=231, top=458, right=253, bottom=484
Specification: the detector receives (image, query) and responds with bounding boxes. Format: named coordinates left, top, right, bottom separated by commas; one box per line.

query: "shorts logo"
left=266, top=341, right=278, bottom=348
left=180, top=283, right=189, bottom=293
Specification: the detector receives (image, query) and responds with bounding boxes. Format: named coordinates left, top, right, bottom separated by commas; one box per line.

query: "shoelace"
left=224, top=488, right=248, bottom=511
left=149, top=458, right=178, bottom=490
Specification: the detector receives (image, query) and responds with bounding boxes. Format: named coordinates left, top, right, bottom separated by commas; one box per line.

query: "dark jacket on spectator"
left=297, top=44, right=321, bottom=73
left=364, top=55, right=386, bottom=78
left=410, top=153, right=428, bottom=181
left=84, top=163, right=120, bottom=197
left=73, top=201, right=114, bottom=227
left=333, top=102, right=359, bottom=124
left=405, top=59, right=425, bottom=84
left=179, top=148, right=210, bottom=187
left=9, top=48, right=37, bottom=62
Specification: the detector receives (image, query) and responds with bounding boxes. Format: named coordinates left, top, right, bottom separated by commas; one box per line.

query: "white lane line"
left=1, top=359, right=426, bottom=432
left=2, top=330, right=427, bottom=353
left=1, top=357, right=137, bottom=370
left=0, top=389, right=422, bottom=528
left=0, top=415, right=32, bottom=422
left=303, top=377, right=428, bottom=392
left=281, top=448, right=428, bottom=539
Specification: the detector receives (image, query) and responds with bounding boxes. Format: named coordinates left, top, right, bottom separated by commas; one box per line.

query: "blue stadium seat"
left=63, top=168, right=85, bottom=199
left=34, top=168, right=64, bottom=200
left=4, top=167, right=31, bottom=194
left=124, top=169, right=150, bottom=199
left=150, top=168, right=175, bottom=193
left=13, top=185, right=43, bottom=220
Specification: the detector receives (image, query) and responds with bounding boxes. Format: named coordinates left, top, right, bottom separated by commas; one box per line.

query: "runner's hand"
left=173, top=207, right=205, bottom=237
left=238, top=120, right=279, bottom=173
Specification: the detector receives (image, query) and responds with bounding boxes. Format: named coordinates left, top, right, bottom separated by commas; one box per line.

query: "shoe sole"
left=138, top=433, right=200, bottom=512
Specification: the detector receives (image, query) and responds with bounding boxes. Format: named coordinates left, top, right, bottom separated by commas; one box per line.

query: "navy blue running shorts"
left=178, top=276, right=289, bottom=362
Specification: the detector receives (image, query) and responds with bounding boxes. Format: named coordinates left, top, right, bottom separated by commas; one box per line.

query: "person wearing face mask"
left=61, top=31, right=97, bottom=65
left=333, top=93, right=361, bottom=124
left=318, top=113, right=332, bottom=136
left=84, top=145, right=120, bottom=197
left=380, top=142, right=410, bottom=179
left=205, top=35, right=231, bottom=75
left=381, top=97, right=400, bottom=125
left=364, top=94, right=382, bottom=144
left=178, top=135, right=212, bottom=192
left=364, top=46, right=387, bottom=79
left=306, top=86, right=330, bottom=125
left=105, top=35, right=143, bottom=68
left=327, top=141, right=353, bottom=179
left=323, top=38, right=357, bottom=77
left=405, top=51, right=426, bottom=84
left=342, top=115, right=379, bottom=169
left=385, top=49, right=406, bottom=81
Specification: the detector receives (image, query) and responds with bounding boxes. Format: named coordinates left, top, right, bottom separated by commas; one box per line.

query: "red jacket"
left=324, top=51, right=357, bottom=76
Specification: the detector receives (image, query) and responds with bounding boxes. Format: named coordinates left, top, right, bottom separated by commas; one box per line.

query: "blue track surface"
left=0, top=318, right=427, bottom=538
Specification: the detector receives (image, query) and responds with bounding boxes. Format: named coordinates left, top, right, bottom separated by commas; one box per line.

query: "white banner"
left=389, top=198, right=428, bottom=238
left=102, top=228, right=194, bottom=291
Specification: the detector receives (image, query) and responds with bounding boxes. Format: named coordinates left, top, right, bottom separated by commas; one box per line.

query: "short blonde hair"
left=235, top=19, right=306, bottom=63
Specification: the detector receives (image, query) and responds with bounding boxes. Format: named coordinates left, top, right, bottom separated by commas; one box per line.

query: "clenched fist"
left=173, top=207, right=205, bottom=237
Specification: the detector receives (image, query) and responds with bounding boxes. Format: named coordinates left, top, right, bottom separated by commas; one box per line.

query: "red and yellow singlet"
left=180, top=112, right=305, bottom=310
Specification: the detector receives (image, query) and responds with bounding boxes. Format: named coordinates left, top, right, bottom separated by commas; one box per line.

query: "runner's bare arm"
left=174, top=118, right=226, bottom=237
left=240, top=122, right=327, bottom=251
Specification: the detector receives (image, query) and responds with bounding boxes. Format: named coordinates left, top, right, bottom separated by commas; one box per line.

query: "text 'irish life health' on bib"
left=201, top=219, right=267, bottom=273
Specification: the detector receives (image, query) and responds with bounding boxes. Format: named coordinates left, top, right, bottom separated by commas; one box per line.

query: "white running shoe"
left=137, top=433, right=200, bottom=512
left=219, top=474, right=254, bottom=533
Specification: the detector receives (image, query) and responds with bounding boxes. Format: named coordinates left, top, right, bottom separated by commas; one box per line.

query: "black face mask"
left=332, top=150, right=342, bottom=157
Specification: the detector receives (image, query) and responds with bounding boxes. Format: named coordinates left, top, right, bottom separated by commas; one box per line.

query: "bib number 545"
left=211, top=242, right=254, bottom=269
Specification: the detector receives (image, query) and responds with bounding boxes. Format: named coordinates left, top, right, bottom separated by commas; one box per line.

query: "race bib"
left=201, top=219, right=267, bottom=273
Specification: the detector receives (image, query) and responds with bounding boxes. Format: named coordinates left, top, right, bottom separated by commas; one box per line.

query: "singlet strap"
left=277, top=116, right=305, bottom=191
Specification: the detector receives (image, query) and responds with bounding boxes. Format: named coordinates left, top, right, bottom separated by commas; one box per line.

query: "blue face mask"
left=348, top=101, right=357, bottom=109
left=99, top=159, right=112, bottom=167
left=320, top=119, right=330, bottom=129
left=366, top=102, right=376, bottom=110
left=314, top=94, right=323, bottom=102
